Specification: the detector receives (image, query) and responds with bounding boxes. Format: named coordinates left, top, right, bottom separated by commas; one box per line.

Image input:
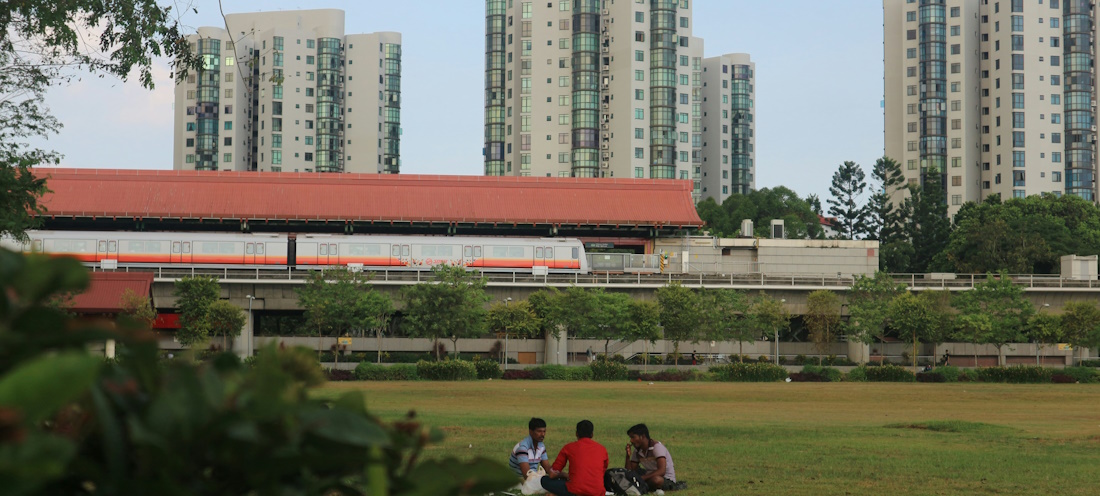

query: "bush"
left=1061, top=366, right=1100, bottom=384
left=628, top=369, right=695, bottom=382
left=800, top=365, right=842, bottom=382
left=925, top=365, right=962, bottom=383
left=502, top=369, right=537, bottom=380
left=529, top=364, right=591, bottom=381
left=354, top=362, right=419, bottom=381
left=843, top=367, right=867, bottom=382
left=1078, top=359, right=1100, bottom=367
left=789, top=372, right=829, bottom=382
left=709, top=362, right=788, bottom=382
left=757, top=355, right=771, bottom=363
left=589, top=360, right=628, bottom=381
left=416, top=359, right=477, bottom=381
left=915, top=372, right=946, bottom=382
left=861, top=364, right=916, bottom=382
left=1052, top=374, right=1076, bottom=384
left=325, top=369, right=356, bottom=381
left=473, top=358, right=503, bottom=379
left=976, top=366, right=1052, bottom=384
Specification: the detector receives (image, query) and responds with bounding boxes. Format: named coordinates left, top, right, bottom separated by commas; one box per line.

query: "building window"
left=634, top=147, right=644, bottom=158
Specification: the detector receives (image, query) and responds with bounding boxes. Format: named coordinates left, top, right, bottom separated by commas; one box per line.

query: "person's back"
left=543, top=420, right=609, bottom=496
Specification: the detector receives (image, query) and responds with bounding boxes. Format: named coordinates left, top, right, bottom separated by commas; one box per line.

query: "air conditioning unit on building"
left=602, top=9, right=609, bottom=15
left=601, top=143, right=609, bottom=150
left=602, top=103, right=609, bottom=110
left=602, top=47, right=609, bottom=53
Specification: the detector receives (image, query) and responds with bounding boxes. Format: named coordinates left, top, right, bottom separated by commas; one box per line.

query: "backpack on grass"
left=604, top=468, right=647, bottom=495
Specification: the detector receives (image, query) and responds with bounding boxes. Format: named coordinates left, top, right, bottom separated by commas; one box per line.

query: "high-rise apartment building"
left=884, top=0, right=1098, bottom=216
left=702, top=53, right=756, bottom=199
left=173, top=9, right=401, bottom=174
left=485, top=0, right=752, bottom=202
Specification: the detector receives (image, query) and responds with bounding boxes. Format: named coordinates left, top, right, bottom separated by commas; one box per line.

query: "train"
left=0, top=230, right=591, bottom=273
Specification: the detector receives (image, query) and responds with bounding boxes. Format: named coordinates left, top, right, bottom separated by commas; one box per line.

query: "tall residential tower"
left=486, top=0, right=755, bottom=202
left=173, top=9, right=401, bottom=174
left=885, top=0, right=1098, bottom=215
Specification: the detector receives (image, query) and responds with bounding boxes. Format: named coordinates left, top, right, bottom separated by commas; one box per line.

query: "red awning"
left=70, top=272, right=154, bottom=314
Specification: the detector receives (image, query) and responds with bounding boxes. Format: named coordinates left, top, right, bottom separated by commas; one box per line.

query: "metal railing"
left=86, top=263, right=1100, bottom=290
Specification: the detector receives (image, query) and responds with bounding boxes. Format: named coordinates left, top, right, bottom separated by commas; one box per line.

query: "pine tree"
left=905, top=180, right=951, bottom=273
left=865, top=156, right=906, bottom=242
left=826, top=161, right=869, bottom=240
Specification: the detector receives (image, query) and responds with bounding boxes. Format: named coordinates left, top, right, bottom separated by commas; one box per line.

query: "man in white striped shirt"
left=509, top=418, right=555, bottom=477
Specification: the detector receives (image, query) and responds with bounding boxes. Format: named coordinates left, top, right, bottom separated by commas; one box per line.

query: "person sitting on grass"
left=541, top=420, right=609, bottom=496
left=509, top=417, right=553, bottom=477
left=625, top=423, right=685, bottom=492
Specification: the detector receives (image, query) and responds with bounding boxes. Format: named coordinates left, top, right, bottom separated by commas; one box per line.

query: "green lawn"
left=317, top=381, right=1100, bottom=496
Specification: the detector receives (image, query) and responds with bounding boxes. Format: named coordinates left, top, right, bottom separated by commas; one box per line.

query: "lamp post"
left=504, top=297, right=512, bottom=370
left=245, top=295, right=256, bottom=358
left=776, top=298, right=786, bottom=366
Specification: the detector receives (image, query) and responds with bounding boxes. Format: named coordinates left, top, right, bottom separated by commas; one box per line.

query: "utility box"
left=740, top=219, right=754, bottom=238
left=1061, top=255, right=1098, bottom=281
left=770, top=219, right=785, bottom=239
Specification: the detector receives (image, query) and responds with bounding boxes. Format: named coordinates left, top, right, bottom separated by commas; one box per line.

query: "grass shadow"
left=885, top=420, right=1014, bottom=434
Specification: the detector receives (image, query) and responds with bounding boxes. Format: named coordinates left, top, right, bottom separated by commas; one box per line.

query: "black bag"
left=604, top=468, right=647, bottom=495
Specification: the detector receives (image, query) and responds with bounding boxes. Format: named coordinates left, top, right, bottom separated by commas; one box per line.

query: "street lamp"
left=504, top=297, right=512, bottom=370
left=246, top=295, right=256, bottom=358
left=776, top=299, right=787, bottom=366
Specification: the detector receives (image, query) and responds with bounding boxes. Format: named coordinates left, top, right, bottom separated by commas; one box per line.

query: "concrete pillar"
left=232, top=318, right=250, bottom=358
left=847, top=340, right=869, bottom=364
left=105, top=340, right=116, bottom=359
left=545, top=328, right=568, bottom=365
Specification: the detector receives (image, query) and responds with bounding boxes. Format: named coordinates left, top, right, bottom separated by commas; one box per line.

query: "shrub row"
left=709, top=363, right=789, bottom=382
left=354, top=362, right=419, bottom=381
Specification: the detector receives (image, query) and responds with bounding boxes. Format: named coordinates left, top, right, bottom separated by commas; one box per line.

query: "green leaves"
left=172, top=276, right=220, bottom=347
left=0, top=352, right=100, bottom=424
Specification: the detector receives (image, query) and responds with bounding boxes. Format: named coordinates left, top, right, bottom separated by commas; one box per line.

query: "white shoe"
left=655, top=490, right=665, bottom=496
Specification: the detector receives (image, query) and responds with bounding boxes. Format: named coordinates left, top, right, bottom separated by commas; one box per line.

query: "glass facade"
left=730, top=64, right=753, bottom=195
left=195, top=38, right=221, bottom=171
left=649, top=0, right=677, bottom=179
left=383, top=43, right=402, bottom=174
left=315, top=37, right=344, bottom=172
left=918, top=0, right=947, bottom=191
left=1063, top=0, right=1095, bottom=200
left=571, top=0, right=601, bottom=178
left=484, top=0, right=507, bottom=176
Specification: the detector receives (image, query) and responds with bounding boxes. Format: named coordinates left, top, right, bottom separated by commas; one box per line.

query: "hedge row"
left=341, top=361, right=1100, bottom=383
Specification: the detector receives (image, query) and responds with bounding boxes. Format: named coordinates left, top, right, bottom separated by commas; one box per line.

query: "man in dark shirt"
left=541, top=420, right=609, bottom=496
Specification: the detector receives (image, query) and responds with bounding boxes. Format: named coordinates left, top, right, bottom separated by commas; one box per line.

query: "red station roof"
left=37, top=168, right=703, bottom=228
left=71, top=272, right=154, bottom=314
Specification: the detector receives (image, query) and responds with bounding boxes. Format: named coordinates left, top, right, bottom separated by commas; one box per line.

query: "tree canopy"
left=696, top=186, right=823, bottom=239
left=400, top=265, right=489, bottom=359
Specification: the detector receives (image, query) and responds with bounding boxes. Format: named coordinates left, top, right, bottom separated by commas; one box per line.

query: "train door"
left=244, top=242, right=268, bottom=265
left=97, top=239, right=118, bottom=261
left=390, top=243, right=410, bottom=267
left=463, top=245, right=483, bottom=268
left=534, top=246, right=550, bottom=269
left=181, top=241, right=192, bottom=264
left=317, top=243, right=338, bottom=266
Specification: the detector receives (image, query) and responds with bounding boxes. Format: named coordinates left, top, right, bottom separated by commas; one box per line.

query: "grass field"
left=317, top=381, right=1100, bottom=496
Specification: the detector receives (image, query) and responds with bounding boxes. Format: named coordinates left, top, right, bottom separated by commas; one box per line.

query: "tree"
left=118, top=288, right=157, bottom=330
left=952, top=272, right=1035, bottom=366
left=953, top=313, right=993, bottom=368
left=746, top=292, right=790, bottom=363
left=624, top=300, right=663, bottom=349
left=655, top=282, right=703, bottom=362
left=697, top=186, right=823, bottom=239
left=806, top=194, right=824, bottom=216
left=826, top=161, right=869, bottom=240
left=887, top=292, right=937, bottom=370
left=1026, top=312, right=1063, bottom=366
left=918, top=290, right=954, bottom=365
left=2, top=1, right=197, bottom=238
left=586, top=291, right=636, bottom=356
left=804, top=290, right=841, bottom=364
left=700, top=289, right=752, bottom=361
left=905, top=181, right=951, bottom=273
left=846, top=272, right=906, bottom=363
left=297, top=268, right=393, bottom=359
left=866, top=157, right=910, bottom=271
left=486, top=300, right=541, bottom=363
left=172, top=276, right=220, bottom=347
left=1061, top=301, right=1100, bottom=365
left=207, top=300, right=246, bottom=352
left=401, top=265, right=489, bottom=360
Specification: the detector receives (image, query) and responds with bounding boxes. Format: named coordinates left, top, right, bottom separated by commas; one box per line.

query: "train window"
left=320, top=244, right=328, bottom=256
left=492, top=246, right=508, bottom=257
left=364, top=244, right=381, bottom=255
left=535, top=247, right=543, bottom=258
left=509, top=246, right=524, bottom=258
left=474, top=246, right=482, bottom=257
left=256, top=243, right=265, bottom=254
left=391, top=245, right=400, bottom=257
left=183, top=242, right=191, bottom=253
left=246, top=243, right=254, bottom=255
left=221, top=242, right=235, bottom=253
left=100, top=241, right=109, bottom=252
left=128, top=241, right=144, bottom=252
left=147, top=241, right=162, bottom=252
left=108, top=241, right=116, bottom=252
left=546, top=247, right=553, bottom=258
left=172, top=242, right=181, bottom=253
left=349, top=244, right=366, bottom=255
left=421, top=245, right=436, bottom=257
left=74, top=241, right=90, bottom=252
left=464, top=246, right=472, bottom=257
left=329, top=244, right=337, bottom=254
left=572, top=247, right=579, bottom=259
left=33, top=239, right=43, bottom=252
left=402, top=245, right=409, bottom=256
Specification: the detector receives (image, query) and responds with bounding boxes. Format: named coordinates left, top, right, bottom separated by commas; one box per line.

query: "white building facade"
left=173, top=9, right=401, bottom=174
left=885, top=0, right=1098, bottom=216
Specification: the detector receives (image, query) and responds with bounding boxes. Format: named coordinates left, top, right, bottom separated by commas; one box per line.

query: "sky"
left=38, top=0, right=885, bottom=202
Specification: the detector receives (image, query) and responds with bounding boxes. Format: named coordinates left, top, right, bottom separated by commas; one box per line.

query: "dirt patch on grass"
left=886, top=420, right=1007, bottom=433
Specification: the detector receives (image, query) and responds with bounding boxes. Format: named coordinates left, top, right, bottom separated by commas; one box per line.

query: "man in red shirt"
left=541, top=420, right=609, bottom=496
